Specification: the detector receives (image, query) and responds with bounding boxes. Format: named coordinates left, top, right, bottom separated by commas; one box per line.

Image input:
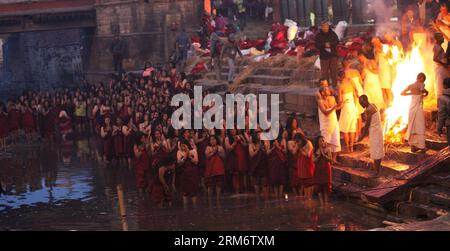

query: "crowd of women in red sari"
left=0, top=65, right=333, bottom=208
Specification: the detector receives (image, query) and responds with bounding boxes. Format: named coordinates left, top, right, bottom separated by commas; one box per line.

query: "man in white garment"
left=317, top=79, right=342, bottom=163
left=401, top=73, right=429, bottom=153
left=358, top=95, right=384, bottom=177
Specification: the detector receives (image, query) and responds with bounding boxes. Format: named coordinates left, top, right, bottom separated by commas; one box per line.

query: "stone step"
left=428, top=172, right=450, bottom=189
left=426, top=139, right=448, bottom=151
left=411, top=185, right=450, bottom=209
left=383, top=146, right=440, bottom=164
left=333, top=165, right=391, bottom=188
left=337, top=153, right=411, bottom=177
left=332, top=179, right=370, bottom=200
left=194, top=80, right=229, bottom=92
left=245, top=75, right=291, bottom=85
left=395, top=202, right=448, bottom=221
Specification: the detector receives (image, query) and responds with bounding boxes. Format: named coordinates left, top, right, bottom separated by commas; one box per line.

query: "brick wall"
left=88, top=0, right=200, bottom=75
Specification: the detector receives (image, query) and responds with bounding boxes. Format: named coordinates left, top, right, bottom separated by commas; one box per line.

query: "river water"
left=0, top=137, right=386, bottom=231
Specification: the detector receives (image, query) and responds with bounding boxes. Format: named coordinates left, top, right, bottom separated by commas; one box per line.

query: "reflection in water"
left=0, top=136, right=386, bottom=231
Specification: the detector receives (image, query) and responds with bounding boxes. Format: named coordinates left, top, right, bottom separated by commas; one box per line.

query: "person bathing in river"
left=401, top=72, right=429, bottom=153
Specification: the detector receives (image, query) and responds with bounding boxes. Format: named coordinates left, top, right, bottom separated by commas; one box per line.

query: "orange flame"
left=382, top=33, right=436, bottom=144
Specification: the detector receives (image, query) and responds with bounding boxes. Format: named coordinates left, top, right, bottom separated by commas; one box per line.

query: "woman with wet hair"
left=134, top=132, right=151, bottom=197
left=7, top=100, right=21, bottom=145
left=248, top=130, right=269, bottom=199
left=225, top=129, right=249, bottom=194
left=289, top=132, right=315, bottom=199
left=148, top=156, right=177, bottom=208
left=204, top=135, right=226, bottom=200
left=112, top=117, right=125, bottom=163
left=150, top=129, right=169, bottom=170
left=100, top=116, right=114, bottom=163
left=177, top=139, right=200, bottom=207
left=266, top=128, right=288, bottom=199
left=313, top=136, right=333, bottom=207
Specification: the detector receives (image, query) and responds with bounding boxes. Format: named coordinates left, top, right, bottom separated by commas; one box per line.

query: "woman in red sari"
left=195, top=129, right=209, bottom=194
left=112, top=117, right=125, bottom=162
left=7, top=101, right=21, bottom=145
left=122, top=118, right=136, bottom=168
left=148, top=156, right=176, bottom=208
left=248, top=131, right=268, bottom=199
left=134, top=133, right=150, bottom=197
left=58, top=110, right=73, bottom=141
left=225, top=129, right=249, bottom=194
left=289, top=133, right=315, bottom=199
left=313, top=136, right=332, bottom=207
left=150, top=130, right=169, bottom=170
left=177, top=140, right=200, bottom=207
left=21, top=102, right=35, bottom=143
left=204, top=135, right=225, bottom=200
left=266, top=130, right=288, bottom=199
left=100, top=116, right=114, bottom=163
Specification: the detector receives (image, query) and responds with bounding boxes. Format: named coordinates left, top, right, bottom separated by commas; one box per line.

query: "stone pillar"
left=272, top=0, right=282, bottom=23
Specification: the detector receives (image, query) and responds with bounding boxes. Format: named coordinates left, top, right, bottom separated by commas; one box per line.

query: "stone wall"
left=0, top=0, right=49, bottom=3
left=88, top=0, right=201, bottom=76
left=0, top=28, right=93, bottom=100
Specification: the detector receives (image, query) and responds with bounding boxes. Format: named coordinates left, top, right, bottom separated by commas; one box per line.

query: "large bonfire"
left=382, top=33, right=437, bottom=145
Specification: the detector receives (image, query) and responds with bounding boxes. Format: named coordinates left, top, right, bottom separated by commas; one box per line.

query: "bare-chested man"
left=317, top=79, right=342, bottom=162
left=358, top=95, right=385, bottom=177
left=338, top=71, right=358, bottom=153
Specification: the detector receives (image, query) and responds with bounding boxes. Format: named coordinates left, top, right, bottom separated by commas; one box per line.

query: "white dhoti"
left=435, top=64, right=449, bottom=98
left=406, top=93, right=426, bottom=149
left=319, top=107, right=341, bottom=153
left=339, top=92, right=357, bottom=133
left=369, top=108, right=385, bottom=160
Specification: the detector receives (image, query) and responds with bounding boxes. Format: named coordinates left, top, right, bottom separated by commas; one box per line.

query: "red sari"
left=151, top=146, right=167, bottom=169
left=249, top=148, right=268, bottom=179
left=22, top=110, right=35, bottom=133
left=102, top=128, right=113, bottom=161
left=135, top=147, right=150, bottom=189
left=177, top=159, right=200, bottom=196
left=8, top=108, right=20, bottom=132
left=0, top=112, right=8, bottom=138
left=148, top=167, right=173, bottom=204
left=268, top=146, right=288, bottom=186
left=204, top=153, right=225, bottom=178
left=314, top=155, right=332, bottom=192
left=113, top=128, right=124, bottom=158
left=296, top=146, right=315, bottom=187
left=231, top=142, right=248, bottom=174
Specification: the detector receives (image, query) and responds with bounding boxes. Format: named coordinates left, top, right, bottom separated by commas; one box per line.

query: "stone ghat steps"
left=410, top=184, right=450, bottom=210
left=395, top=202, right=448, bottom=221
left=333, top=165, right=391, bottom=188
left=332, top=143, right=446, bottom=200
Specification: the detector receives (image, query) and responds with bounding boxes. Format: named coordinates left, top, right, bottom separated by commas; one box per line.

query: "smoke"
left=368, top=0, right=396, bottom=36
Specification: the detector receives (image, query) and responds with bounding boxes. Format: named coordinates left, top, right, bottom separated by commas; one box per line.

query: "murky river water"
left=0, top=137, right=386, bottom=231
